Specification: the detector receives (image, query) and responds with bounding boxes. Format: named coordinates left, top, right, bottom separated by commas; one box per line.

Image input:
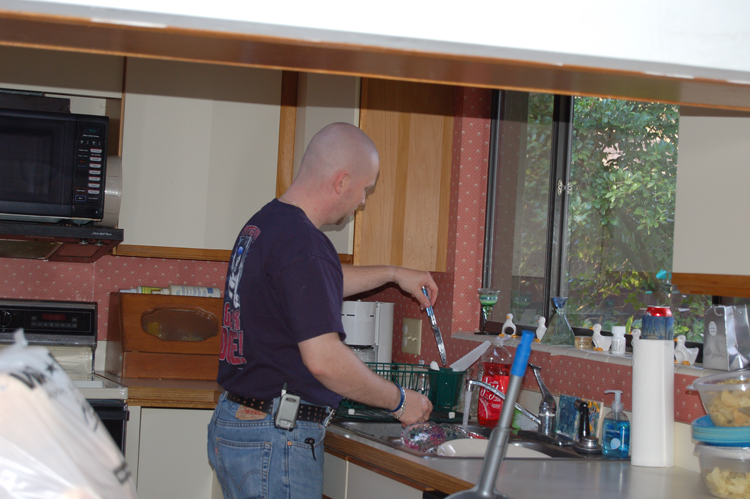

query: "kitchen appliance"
left=0, top=298, right=129, bottom=451
left=341, top=301, right=394, bottom=364
left=0, top=107, right=110, bottom=225
left=0, top=105, right=123, bottom=263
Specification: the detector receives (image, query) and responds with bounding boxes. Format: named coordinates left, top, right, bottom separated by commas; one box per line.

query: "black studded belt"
left=225, top=392, right=336, bottom=426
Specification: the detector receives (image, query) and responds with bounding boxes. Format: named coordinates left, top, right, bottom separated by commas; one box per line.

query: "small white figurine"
left=501, top=313, right=517, bottom=338
left=592, top=323, right=612, bottom=352
left=534, top=316, right=547, bottom=343
left=630, top=328, right=641, bottom=345
left=674, top=335, right=699, bottom=365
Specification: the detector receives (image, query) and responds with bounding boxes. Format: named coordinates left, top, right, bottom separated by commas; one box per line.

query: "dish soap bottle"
left=477, top=335, right=512, bottom=427
left=602, top=389, right=630, bottom=458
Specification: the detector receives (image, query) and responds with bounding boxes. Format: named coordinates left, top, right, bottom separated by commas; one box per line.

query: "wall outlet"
left=402, top=318, right=422, bottom=355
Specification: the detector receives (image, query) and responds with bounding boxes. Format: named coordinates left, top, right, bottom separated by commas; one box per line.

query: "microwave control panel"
left=72, top=117, right=108, bottom=220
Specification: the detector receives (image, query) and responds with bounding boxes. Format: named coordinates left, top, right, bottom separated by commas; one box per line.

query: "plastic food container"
left=695, top=444, right=750, bottom=498
left=690, top=371, right=750, bottom=427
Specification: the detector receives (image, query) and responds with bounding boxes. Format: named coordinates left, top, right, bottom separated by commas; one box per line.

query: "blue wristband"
left=386, top=382, right=406, bottom=413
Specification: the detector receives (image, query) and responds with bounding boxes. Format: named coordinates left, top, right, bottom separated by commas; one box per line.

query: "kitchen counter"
left=96, top=372, right=222, bottom=409
left=99, top=375, right=715, bottom=498
left=326, top=423, right=716, bottom=498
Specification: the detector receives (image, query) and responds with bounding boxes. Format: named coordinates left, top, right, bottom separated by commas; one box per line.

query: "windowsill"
left=453, top=331, right=720, bottom=379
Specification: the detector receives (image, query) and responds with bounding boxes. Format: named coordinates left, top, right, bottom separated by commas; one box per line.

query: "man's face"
left=337, top=154, right=379, bottom=224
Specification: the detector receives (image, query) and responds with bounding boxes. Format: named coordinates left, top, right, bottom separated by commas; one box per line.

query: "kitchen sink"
left=332, top=420, right=593, bottom=460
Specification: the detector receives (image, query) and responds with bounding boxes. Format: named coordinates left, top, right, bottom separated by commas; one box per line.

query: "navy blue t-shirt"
left=217, top=199, right=346, bottom=408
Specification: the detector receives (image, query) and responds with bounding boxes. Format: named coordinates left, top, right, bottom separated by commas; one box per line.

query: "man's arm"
left=342, top=264, right=438, bottom=309
left=299, top=332, right=432, bottom=425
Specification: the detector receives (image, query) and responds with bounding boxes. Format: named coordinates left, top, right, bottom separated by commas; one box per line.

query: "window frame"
left=481, top=89, right=707, bottom=358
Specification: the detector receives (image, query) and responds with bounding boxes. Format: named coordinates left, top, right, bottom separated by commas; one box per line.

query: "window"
left=483, top=91, right=710, bottom=343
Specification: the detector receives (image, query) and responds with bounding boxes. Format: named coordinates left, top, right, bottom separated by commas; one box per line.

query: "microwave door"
left=0, top=114, right=76, bottom=222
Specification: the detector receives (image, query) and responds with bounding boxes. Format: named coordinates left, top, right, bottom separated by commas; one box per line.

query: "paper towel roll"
left=631, top=339, right=674, bottom=467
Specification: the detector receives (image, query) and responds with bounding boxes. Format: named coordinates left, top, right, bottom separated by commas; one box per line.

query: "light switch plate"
left=402, top=318, right=422, bottom=355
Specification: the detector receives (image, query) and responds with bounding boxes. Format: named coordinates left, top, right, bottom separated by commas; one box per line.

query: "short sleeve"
left=279, top=254, right=344, bottom=343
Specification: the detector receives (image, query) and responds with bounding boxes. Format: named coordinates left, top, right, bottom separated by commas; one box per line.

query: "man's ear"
left=334, top=171, right=349, bottom=195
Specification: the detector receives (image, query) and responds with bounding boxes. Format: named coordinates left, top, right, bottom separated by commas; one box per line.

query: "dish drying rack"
left=339, top=362, right=467, bottom=422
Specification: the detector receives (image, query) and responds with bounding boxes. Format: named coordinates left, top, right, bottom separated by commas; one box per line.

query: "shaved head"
left=281, top=123, right=380, bottom=227
left=297, top=123, right=378, bottom=182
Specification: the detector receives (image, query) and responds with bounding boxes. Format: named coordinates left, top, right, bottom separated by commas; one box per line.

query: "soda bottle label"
left=477, top=362, right=510, bottom=426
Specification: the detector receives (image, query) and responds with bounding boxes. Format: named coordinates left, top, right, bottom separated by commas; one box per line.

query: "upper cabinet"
left=118, top=58, right=281, bottom=257
left=355, top=79, right=454, bottom=272
left=672, top=108, right=750, bottom=297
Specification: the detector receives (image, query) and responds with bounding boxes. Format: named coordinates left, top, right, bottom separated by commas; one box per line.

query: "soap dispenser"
left=602, top=389, right=630, bottom=459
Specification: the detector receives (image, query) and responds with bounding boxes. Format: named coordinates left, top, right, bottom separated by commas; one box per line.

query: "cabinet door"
left=120, top=58, right=281, bottom=253
left=672, top=110, right=750, bottom=296
left=323, top=452, right=348, bottom=499
left=356, top=79, right=454, bottom=272
left=346, top=462, right=423, bottom=499
left=135, top=407, right=215, bottom=499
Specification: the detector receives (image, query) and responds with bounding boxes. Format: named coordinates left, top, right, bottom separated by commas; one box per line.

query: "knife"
left=421, top=286, right=447, bottom=366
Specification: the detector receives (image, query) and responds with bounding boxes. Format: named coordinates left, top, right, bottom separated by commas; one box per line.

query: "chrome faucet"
left=529, top=363, right=556, bottom=439
left=466, top=364, right=565, bottom=444
left=465, top=379, right=541, bottom=427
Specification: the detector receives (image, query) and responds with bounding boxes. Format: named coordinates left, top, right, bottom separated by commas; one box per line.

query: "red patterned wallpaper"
left=0, top=256, right=228, bottom=340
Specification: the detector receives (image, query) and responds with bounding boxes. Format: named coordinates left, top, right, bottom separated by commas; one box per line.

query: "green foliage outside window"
left=565, top=98, right=709, bottom=342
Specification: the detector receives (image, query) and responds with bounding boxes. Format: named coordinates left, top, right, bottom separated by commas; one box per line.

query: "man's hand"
left=342, top=265, right=438, bottom=310
left=395, top=389, right=433, bottom=427
left=393, top=267, right=438, bottom=310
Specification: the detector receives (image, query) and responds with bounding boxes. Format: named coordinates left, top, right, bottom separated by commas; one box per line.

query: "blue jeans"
left=207, top=393, right=327, bottom=499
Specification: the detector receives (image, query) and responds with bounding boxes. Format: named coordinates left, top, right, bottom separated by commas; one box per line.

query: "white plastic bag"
left=0, top=330, right=138, bottom=499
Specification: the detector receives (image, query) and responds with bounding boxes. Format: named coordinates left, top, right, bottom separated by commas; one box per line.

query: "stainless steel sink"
left=332, top=420, right=593, bottom=460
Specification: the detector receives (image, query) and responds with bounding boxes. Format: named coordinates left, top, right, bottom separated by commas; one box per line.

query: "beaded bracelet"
left=387, top=382, right=406, bottom=419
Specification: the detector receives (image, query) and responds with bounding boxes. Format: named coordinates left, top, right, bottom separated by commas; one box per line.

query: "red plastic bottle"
left=477, top=335, right=512, bottom=427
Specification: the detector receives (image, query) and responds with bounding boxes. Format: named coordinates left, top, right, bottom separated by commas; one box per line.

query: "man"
left=208, top=123, right=435, bottom=499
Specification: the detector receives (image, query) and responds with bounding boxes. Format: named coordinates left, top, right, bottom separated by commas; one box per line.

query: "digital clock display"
left=42, top=313, right=67, bottom=322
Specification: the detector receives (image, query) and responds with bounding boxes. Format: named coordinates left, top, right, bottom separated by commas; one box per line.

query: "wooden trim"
left=324, top=431, right=471, bottom=495
left=126, top=399, right=217, bottom=409
left=114, top=243, right=353, bottom=264
left=276, top=70, right=298, bottom=198
left=114, top=244, right=232, bottom=261
left=390, top=109, right=410, bottom=266
left=672, top=272, right=750, bottom=298
left=1, top=11, right=750, bottom=111
left=352, top=79, right=369, bottom=266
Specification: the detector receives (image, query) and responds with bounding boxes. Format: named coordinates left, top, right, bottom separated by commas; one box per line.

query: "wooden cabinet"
left=672, top=109, right=750, bottom=297
left=355, top=79, right=455, bottom=272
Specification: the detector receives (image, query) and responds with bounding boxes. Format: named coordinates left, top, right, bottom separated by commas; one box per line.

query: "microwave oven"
left=0, top=108, right=108, bottom=225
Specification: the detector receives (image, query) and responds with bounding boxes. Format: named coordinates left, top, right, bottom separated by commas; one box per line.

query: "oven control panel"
left=0, top=299, right=96, bottom=341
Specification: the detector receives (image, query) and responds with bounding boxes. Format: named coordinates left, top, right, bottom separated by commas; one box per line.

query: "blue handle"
left=510, top=330, right=535, bottom=377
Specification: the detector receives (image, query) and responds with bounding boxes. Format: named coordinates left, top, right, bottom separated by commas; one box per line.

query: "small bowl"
left=689, top=371, right=750, bottom=427
left=694, top=443, right=750, bottom=498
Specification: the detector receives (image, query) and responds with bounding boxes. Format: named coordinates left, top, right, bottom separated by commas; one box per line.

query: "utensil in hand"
left=422, top=286, right=447, bottom=366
